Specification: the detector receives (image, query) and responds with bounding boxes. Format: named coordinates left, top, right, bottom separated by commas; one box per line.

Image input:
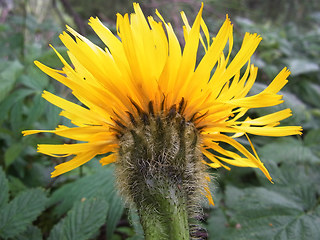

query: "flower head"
left=23, top=3, right=302, bottom=204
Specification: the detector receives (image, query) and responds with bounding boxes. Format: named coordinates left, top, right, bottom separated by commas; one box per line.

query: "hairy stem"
left=138, top=185, right=190, bottom=239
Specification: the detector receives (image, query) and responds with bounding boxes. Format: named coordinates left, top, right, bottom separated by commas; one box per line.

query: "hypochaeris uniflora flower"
left=23, top=3, right=302, bottom=238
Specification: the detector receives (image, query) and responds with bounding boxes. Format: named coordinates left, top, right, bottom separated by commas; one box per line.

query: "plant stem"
left=138, top=186, right=190, bottom=240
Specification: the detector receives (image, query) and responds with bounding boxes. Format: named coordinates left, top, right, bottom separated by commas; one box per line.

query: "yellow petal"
left=203, top=134, right=272, bottom=181
left=38, top=141, right=114, bottom=157
left=100, top=153, right=117, bottom=166
left=234, top=125, right=303, bottom=136
left=41, top=91, right=105, bottom=125
left=51, top=151, right=97, bottom=177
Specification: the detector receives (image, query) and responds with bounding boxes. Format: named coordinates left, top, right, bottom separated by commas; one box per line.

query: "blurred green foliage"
left=0, top=0, right=320, bottom=239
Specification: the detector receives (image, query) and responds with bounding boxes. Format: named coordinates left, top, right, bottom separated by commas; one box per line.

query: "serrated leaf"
left=209, top=160, right=320, bottom=240
left=7, top=176, right=27, bottom=198
left=13, top=225, right=42, bottom=240
left=4, top=143, right=23, bottom=168
left=48, top=198, right=108, bottom=240
left=106, top=192, right=124, bottom=239
left=0, top=188, right=47, bottom=239
left=220, top=178, right=320, bottom=239
left=227, top=187, right=320, bottom=240
left=0, top=167, right=9, bottom=208
left=260, top=138, right=320, bottom=164
left=49, top=166, right=124, bottom=237
left=256, top=162, right=313, bottom=190
left=49, top=167, right=116, bottom=216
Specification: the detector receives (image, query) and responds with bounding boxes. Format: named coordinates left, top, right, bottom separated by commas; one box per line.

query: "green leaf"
left=37, top=46, right=67, bottom=68
left=49, top=166, right=116, bottom=216
left=19, top=65, right=49, bottom=91
left=4, top=143, right=23, bottom=168
left=0, top=60, right=23, bottom=103
left=224, top=186, right=320, bottom=240
left=25, top=93, right=46, bottom=127
left=208, top=158, right=320, bottom=240
left=259, top=138, right=320, bottom=164
left=111, top=235, right=123, bottom=240
left=49, top=166, right=124, bottom=237
left=48, top=198, right=109, bottom=240
left=207, top=208, right=229, bottom=240
left=0, top=89, right=35, bottom=124
left=0, top=188, right=47, bottom=239
left=13, top=225, right=42, bottom=240
left=304, top=129, right=320, bottom=156
left=0, top=167, right=9, bottom=209
left=45, top=103, right=61, bottom=129
left=116, top=226, right=135, bottom=236
left=261, top=162, right=320, bottom=202
left=106, top=192, right=124, bottom=239
left=210, top=161, right=320, bottom=240
left=286, top=58, right=319, bottom=76
left=9, top=100, right=23, bottom=132
left=296, top=82, right=320, bottom=107
left=128, top=209, right=144, bottom=239
left=127, top=235, right=145, bottom=240
left=304, top=129, right=320, bottom=147
left=7, top=176, right=27, bottom=198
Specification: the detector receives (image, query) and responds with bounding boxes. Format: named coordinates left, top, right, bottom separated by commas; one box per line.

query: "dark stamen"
left=109, top=127, right=124, bottom=136
left=193, top=111, right=208, bottom=122
left=111, top=117, right=127, bottom=129
left=126, top=111, right=137, bottom=126
left=113, top=109, right=124, bottom=121
left=196, top=125, right=206, bottom=131
left=161, top=95, right=166, bottom=112
left=129, top=98, right=142, bottom=116
left=148, top=101, right=154, bottom=116
left=189, top=112, right=199, bottom=122
left=178, top=97, right=185, bottom=114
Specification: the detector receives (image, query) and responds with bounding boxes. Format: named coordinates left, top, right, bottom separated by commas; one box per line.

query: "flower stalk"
left=138, top=184, right=190, bottom=239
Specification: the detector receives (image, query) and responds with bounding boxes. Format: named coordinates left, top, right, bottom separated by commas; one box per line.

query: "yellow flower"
left=23, top=3, right=301, bottom=202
